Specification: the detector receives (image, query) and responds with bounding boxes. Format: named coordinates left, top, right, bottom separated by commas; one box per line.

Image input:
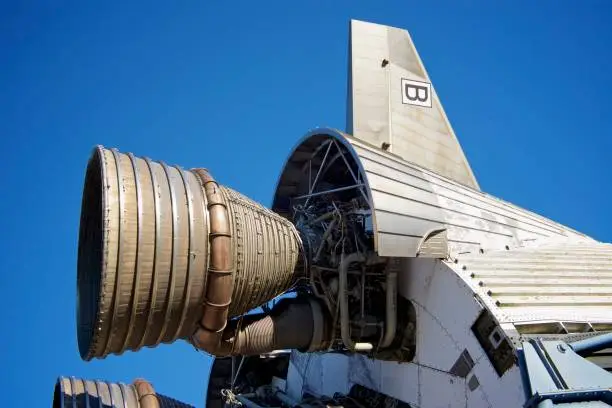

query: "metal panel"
left=401, top=259, right=487, bottom=370
left=346, top=134, right=592, bottom=257
left=520, top=338, right=612, bottom=407
left=347, top=19, right=479, bottom=190
left=419, top=367, right=467, bottom=408
left=450, top=242, right=612, bottom=327
left=397, top=257, right=526, bottom=407
left=418, top=228, right=448, bottom=258
left=355, top=150, right=578, bottom=236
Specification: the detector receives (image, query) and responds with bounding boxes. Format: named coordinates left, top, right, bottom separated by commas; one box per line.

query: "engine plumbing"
left=76, top=136, right=409, bottom=362
left=293, top=195, right=397, bottom=352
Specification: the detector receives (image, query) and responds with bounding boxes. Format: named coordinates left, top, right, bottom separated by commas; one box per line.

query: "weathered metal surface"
left=450, top=242, right=612, bottom=326
left=347, top=19, right=479, bottom=190
left=349, top=133, right=593, bottom=257
left=77, top=147, right=209, bottom=360
left=520, top=338, right=612, bottom=407
left=53, top=376, right=193, bottom=408
left=273, top=128, right=590, bottom=258
left=77, top=146, right=303, bottom=360
left=417, top=228, right=448, bottom=258
left=222, top=186, right=303, bottom=317
left=210, top=297, right=328, bottom=356
left=191, top=168, right=234, bottom=354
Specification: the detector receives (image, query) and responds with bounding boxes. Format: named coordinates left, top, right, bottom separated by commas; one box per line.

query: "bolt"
left=557, top=344, right=567, bottom=353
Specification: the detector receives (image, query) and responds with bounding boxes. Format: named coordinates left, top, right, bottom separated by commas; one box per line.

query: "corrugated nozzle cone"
left=77, top=146, right=304, bottom=360
left=53, top=376, right=194, bottom=408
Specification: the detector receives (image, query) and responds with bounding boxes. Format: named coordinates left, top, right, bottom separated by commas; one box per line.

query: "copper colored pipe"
left=133, top=379, right=160, bottom=408
left=214, top=297, right=329, bottom=356
left=191, top=168, right=234, bottom=352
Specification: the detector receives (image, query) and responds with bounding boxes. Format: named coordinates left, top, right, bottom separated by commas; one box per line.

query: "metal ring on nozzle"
left=191, top=168, right=234, bottom=353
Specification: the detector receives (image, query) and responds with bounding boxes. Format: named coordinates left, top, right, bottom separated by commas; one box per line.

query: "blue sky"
left=1, top=1, right=611, bottom=406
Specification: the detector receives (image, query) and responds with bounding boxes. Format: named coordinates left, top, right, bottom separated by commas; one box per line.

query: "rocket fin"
left=347, top=19, right=480, bottom=190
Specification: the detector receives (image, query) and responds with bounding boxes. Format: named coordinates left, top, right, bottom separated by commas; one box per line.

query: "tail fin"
left=346, top=19, right=480, bottom=190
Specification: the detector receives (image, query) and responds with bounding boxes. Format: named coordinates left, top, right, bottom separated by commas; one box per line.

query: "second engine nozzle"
left=53, top=376, right=193, bottom=408
left=77, top=146, right=305, bottom=360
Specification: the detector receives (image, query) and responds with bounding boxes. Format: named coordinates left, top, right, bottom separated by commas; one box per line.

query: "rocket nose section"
left=347, top=19, right=480, bottom=190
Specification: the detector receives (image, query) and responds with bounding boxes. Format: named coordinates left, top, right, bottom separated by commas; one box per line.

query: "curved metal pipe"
left=314, top=219, right=337, bottom=262
left=570, top=332, right=612, bottom=356
left=339, top=252, right=372, bottom=351
left=380, top=269, right=397, bottom=348
left=215, top=297, right=329, bottom=356
left=191, top=168, right=234, bottom=354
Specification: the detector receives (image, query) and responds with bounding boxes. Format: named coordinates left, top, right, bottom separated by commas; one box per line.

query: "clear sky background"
left=2, top=1, right=611, bottom=407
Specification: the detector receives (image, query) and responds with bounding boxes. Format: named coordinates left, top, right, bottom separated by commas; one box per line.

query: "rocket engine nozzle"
left=53, top=376, right=193, bottom=408
left=76, top=146, right=325, bottom=360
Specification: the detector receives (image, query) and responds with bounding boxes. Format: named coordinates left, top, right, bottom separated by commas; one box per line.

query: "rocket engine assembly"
left=77, top=143, right=407, bottom=362
left=66, top=19, right=612, bottom=408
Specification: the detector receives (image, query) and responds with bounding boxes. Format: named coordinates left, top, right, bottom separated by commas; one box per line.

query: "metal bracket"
left=519, top=334, right=612, bottom=407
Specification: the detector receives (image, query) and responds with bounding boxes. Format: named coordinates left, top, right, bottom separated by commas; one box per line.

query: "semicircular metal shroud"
left=273, top=128, right=591, bottom=259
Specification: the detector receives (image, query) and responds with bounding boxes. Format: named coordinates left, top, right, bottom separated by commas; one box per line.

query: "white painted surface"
left=419, top=367, right=466, bottom=408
